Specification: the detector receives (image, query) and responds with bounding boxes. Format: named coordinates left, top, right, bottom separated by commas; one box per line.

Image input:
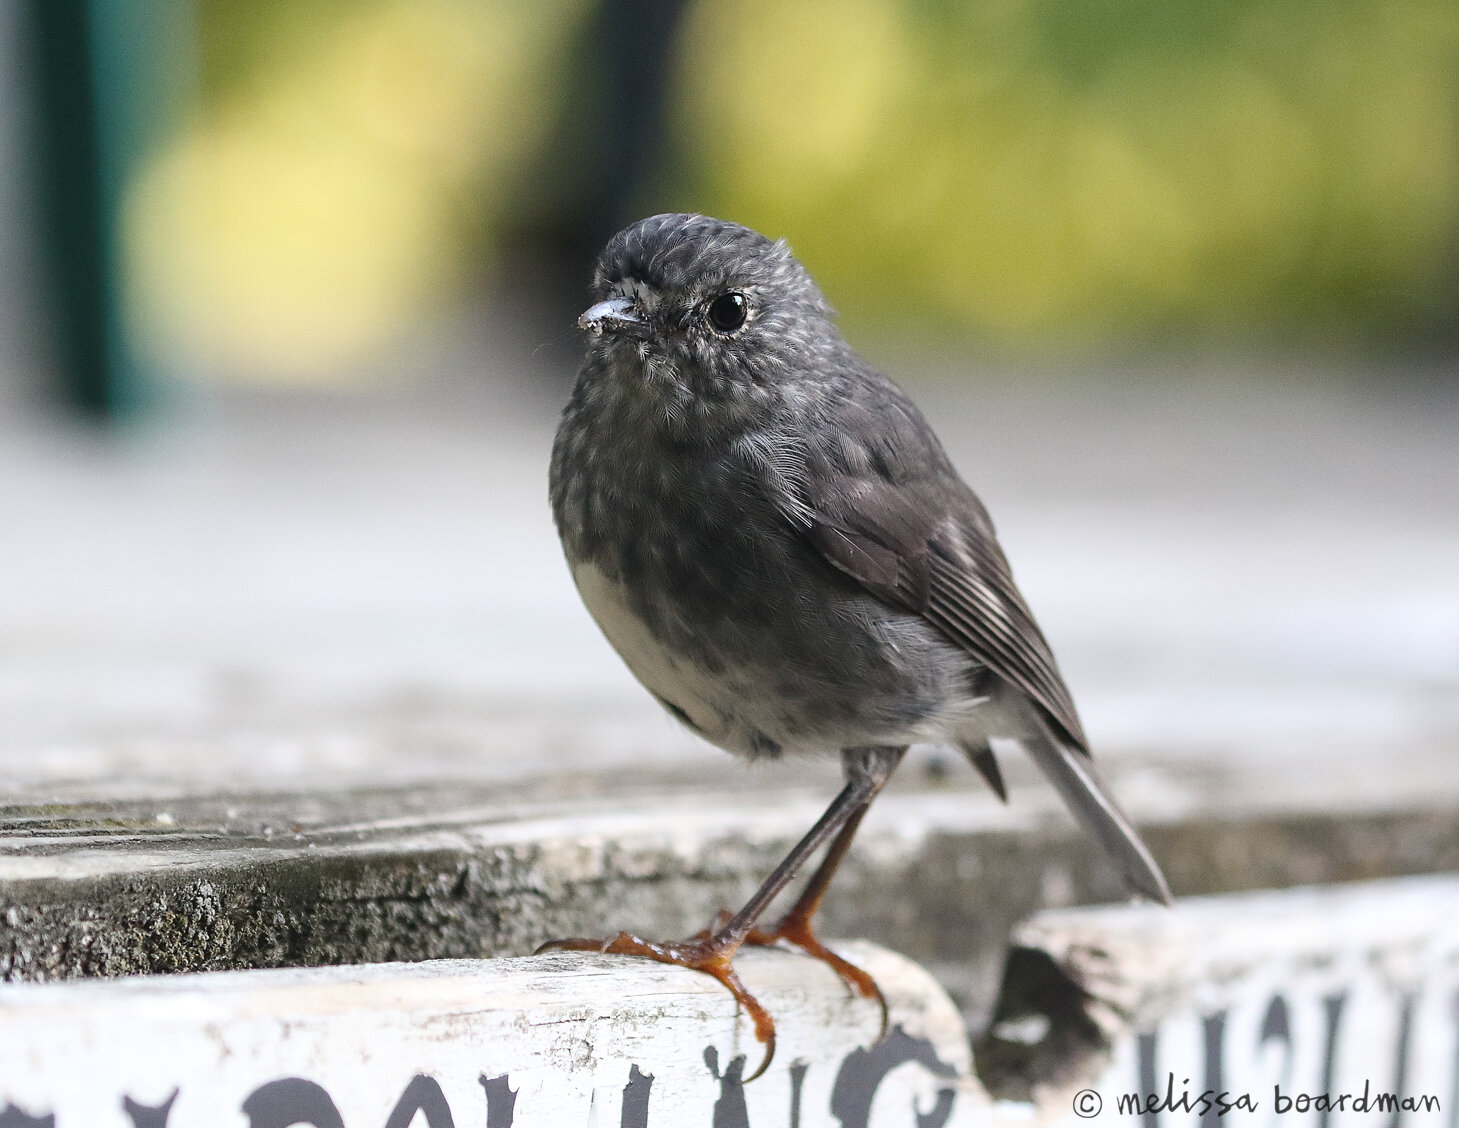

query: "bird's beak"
left=578, top=296, right=649, bottom=338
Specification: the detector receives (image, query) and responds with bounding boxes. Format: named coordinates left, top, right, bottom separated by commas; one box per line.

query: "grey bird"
left=543, top=213, right=1171, bottom=1076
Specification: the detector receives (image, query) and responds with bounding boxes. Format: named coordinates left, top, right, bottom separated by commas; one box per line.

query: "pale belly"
left=570, top=559, right=985, bottom=759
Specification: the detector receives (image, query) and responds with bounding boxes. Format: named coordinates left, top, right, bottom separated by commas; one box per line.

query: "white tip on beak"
left=578, top=296, right=646, bottom=337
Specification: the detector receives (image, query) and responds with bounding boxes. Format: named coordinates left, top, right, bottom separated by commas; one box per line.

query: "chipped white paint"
left=1001, top=877, right=1459, bottom=1127
left=0, top=941, right=985, bottom=1127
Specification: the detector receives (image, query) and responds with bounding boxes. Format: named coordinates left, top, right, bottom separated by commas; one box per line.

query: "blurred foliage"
left=125, top=0, right=587, bottom=382
left=675, top=0, right=1459, bottom=346
left=123, top=0, right=1459, bottom=382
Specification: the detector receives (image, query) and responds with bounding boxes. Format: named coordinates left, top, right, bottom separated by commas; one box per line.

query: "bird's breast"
left=552, top=407, right=980, bottom=757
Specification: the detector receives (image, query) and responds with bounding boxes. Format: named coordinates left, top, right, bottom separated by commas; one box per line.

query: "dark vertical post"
left=510, top=0, right=690, bottom=297
left=579, top=0, right=687, bottom=251
left=21, top=0, right=190, bottom=421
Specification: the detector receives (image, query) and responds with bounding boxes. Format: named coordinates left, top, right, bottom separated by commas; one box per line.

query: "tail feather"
left=1023, top=733, right=1173, bottom=905
left=959, top=740, right=1008, bottom=803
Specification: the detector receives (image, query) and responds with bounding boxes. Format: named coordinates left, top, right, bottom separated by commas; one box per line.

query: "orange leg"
left=743, top=803, right=889, bottom=1039
left=536, top=745, right=905, bottom=1081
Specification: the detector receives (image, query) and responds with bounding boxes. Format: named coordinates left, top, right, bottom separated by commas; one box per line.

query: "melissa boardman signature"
left=1070, top=1074, right=1442, bottom=1118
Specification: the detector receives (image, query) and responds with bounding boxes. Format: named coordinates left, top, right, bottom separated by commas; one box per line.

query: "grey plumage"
left=550, top=213, right=1171, bottom=906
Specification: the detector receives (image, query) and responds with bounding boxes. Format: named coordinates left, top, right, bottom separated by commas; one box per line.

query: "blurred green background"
left=23, top=0, right=1459, bottom=395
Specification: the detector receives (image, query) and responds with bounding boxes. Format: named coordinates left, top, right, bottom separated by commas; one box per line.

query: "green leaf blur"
left=126, top=0, right=1459, bottom=381
left=672, top=0, right=1459, bottom=347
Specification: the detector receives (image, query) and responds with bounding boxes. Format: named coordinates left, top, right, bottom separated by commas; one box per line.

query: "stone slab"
left=3, top=766, right=1459, bottom=1045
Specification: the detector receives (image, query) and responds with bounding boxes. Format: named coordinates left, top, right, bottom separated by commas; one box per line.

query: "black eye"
left=706, top=292, right=748, bottom=333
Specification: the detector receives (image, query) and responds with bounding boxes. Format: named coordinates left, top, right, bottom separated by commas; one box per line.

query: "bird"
left=542, top=213, right=1171, bottom=1078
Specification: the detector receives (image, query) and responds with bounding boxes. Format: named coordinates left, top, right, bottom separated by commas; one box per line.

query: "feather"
left=797, top=459, right=1087, bottom=751
left=960, top=741, right=1008, bottom=803
left=781, top=361, right=1167, bottom=902
left=1022, top=731, right=1173, bottom=905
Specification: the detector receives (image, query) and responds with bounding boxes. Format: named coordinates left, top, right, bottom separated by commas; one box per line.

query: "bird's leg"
left=535, top=745, right=903, bottom=1081
left=744, top=805, right=887, bottom=1026
left=743, top=746, right=905, bottom=1038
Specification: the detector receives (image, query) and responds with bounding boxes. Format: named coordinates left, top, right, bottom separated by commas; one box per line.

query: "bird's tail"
left=1022, top=731, right=1173, bottom=905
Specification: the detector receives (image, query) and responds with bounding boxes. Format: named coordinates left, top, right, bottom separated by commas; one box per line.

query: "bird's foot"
left=743, top=913, right=889, bottom=1040
left=535, top=929, right=777, bottom=1079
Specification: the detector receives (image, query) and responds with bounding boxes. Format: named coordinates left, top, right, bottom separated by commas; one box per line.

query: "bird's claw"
left=744, top=915, right=889, bottom=1042
left=534, top=928, right=777, bottom=1080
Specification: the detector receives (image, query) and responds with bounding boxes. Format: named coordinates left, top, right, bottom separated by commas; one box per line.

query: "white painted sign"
left=0, top=941, right=984, bottom=1127
left=9, top=879, right=1456, bottom=1128
left=1000, top=877, right=1459, bottom=1128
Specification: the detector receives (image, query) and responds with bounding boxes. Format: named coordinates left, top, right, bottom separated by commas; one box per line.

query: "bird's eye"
left=706, top=292, right=748, bottom=333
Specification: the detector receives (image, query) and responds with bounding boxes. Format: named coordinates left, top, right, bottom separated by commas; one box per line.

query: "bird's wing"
left=791, top=461, right=1176, bottom=903
left=795, top=464, right=1089, bottom=752
left=754, top=382, right=1169, bottom=902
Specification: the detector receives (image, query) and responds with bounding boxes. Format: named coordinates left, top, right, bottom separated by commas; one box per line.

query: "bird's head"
left=575, top=215, right=841, bottom=436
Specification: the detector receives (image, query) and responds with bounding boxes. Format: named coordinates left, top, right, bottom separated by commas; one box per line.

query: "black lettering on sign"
left=1450, top=990, right=1459, bottom=1128
left=621, top=1064, right=653, bottom=1128
left=124, top=1089, right=179, bottom=1127
left=1259, top=994, right=1290, bottom=1045
left=703, top=1047, right=751, bottom=1128
left=1388, top=994, right=1415, bottom=1128
left=915, top=1089, right=956, bottom=1128
left=0, top=1105, right=53, bottom=1128
left=789, top=1061, right=809, bottom=1128
left=1258, top=994, right=1293, bottom=1128
left=829, top=1025, right=958, bottom=1128
left=478, top=1074, right=517, bottom=1128
left=1136, top=1032, right=1159, bottom=1128
left=1315, top=992, right=1347, bottom=1128
left=1201, top=1012, right=1227, bottom=1128
left=241, top=1078, right=345, bottom=1128
left=384, top=1075, right=454, bottom=1128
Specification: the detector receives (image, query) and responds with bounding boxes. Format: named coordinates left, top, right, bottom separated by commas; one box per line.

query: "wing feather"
left=802, top=470, right=1087, bottom=752
left=756, top=376, right=1169, bottom=902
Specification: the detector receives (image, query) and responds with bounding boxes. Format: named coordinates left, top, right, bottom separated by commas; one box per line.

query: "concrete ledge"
left=4, top=774, right=1459, bottom=1035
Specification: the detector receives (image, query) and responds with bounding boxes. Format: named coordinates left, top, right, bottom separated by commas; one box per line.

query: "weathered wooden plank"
left=9, top=875, right=1458, bottom=1127
left=0, top=941, right=985, bottom=1127
left=980, top=875, right=1459, bottom=1126
left=5, top=777, right=1459, bottom=1046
